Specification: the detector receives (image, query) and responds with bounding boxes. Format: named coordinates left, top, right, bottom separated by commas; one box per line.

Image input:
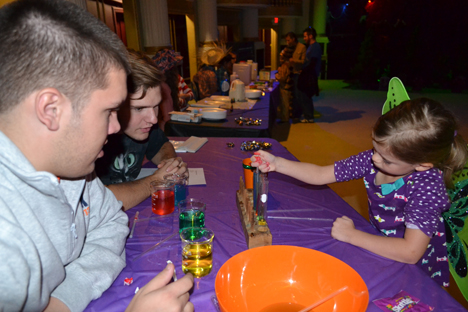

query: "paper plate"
left=190, top=100, right=222, bottom=108
left=245, top=89, right=262, bottom=99
left=210, top=95, right=231, bottom=102
left=200, top=108, right=227, bottom=120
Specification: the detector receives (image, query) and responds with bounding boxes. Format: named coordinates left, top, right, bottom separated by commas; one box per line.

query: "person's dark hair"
left=165, top=67, right=181, bottom=111
left=0, top=0, right=130, bottom=114
left=127, top=49, right=165, bottom=99
left=219, top=54, right=233, bottom=68
left=285, top=32, right=297, bottom=42
left=373, top=98, right=468, bottom=187
left=303, top=27, right=317, bottom=40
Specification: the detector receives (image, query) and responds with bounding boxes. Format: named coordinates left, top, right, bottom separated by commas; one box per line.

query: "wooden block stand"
left=236, top=177, right=272, bottom=249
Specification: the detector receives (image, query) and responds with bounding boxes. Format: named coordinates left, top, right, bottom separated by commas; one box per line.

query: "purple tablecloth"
left=165, top=84, right=280, bottom=138
left=85, top=137, right=466, bottom=312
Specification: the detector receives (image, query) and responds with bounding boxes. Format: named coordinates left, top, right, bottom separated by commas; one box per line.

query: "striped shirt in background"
left=177, top=74, right=194, bottom=111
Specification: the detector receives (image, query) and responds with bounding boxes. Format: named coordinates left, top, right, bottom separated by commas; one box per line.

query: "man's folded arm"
left=51, top=175, right=129, bottom=312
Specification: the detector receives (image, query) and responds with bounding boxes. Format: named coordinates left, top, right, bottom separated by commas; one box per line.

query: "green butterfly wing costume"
left=444, top=161, right=468, bottom=300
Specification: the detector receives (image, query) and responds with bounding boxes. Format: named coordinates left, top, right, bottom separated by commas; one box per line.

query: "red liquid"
left=151, top=190, right=175, bottom=215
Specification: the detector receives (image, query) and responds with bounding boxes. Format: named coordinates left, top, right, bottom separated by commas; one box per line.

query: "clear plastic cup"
left=178, top=198, right=206, bottom=233
left=164, top=173, right=188, bottom=207
left=150, top=181, right=175, bottom=215
left=180, top=227, right=214, bottom=278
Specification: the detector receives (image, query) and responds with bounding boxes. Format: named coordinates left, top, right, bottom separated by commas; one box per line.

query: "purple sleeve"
left=404, top=169, right=450, bottom=236
left=334, top=150, right=374, bottom=182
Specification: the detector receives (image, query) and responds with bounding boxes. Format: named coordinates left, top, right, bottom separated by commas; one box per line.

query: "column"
left=139, top=0, right=171, bottom=54
left=312, top=0, right=326, bottom=36
left=312, top=0, right=329, bottom=79
left=197, top=0, right=218, bottom=45
left=270, top=28, right=278, bottom=71
left=242, top=8, right=259, bottom=42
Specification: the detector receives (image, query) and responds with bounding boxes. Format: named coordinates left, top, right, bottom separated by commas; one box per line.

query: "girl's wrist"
left=275, top=157, right=284, bottom=173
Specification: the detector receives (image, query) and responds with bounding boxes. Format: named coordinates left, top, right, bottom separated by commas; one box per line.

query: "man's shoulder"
left=296, top=42, right=306, bottom=50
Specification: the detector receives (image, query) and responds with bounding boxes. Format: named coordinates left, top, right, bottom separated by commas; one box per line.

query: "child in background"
left=275, top=49, right=294, bottom=122
left=153, top=49, right=193, bottom=111
left=251, top=98, right=468, bottom=286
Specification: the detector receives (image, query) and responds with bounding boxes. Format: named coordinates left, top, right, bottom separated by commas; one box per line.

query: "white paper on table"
left=170, top=136, right=208, bottom=153
left=135, top=168, right=206, bottom=186
left=187, top=168, right=206, bottom=185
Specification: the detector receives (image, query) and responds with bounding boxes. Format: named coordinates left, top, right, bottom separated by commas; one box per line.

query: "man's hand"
left=125, top=263, right=194, bottom=312
left=157, top=157, right=187, bottom=176
left=331, top=216, right=356, bottom=243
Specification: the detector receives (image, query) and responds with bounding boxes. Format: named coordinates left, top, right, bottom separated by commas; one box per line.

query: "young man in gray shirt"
left=0, top=0, right=193, bottom=311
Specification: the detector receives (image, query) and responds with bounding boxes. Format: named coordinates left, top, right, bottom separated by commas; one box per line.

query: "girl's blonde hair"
left=373, top=98, right=468, bottom=188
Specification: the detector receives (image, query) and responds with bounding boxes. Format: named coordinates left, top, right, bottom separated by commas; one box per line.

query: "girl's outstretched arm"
left=331, top=216, right=430, bottom=264
left=250, top=150, right=337, bottom=185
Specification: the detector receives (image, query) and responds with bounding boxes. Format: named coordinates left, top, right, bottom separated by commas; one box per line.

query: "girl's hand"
left=250, top=150, right=277, bottom=172
left=331, top=216, right=356, bottom=243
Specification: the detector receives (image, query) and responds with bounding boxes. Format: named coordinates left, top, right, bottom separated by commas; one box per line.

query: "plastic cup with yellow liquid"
left=180, top=227, right=214, bottom=278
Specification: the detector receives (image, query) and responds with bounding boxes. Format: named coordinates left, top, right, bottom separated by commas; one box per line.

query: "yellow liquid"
left=182, top=243, right=213, bottom=278
left=258, top=302, right=306, bottom=312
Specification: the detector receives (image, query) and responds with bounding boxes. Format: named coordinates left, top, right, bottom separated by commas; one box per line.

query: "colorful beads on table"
left=235, top=117, right=262, bottom=126
left=240, top=141, right=272, bottom=151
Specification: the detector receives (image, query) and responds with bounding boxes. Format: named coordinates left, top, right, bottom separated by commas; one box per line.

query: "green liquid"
left=179, top=210, right=205, bottom=233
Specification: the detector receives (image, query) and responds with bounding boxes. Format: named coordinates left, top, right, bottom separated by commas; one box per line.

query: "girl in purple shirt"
left=251, top=98, right=468, bottom=286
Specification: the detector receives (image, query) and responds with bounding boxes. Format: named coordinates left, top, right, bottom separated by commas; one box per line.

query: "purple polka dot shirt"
left=334, top=149, right=450, bottom=286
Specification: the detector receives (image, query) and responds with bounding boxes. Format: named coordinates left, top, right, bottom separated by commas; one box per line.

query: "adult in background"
left=193, top=47, right=225, bottom=99
left=0, top=0, right=193, bottom=311
left=285, top=32, right=307, bottom=121
left=96, top=50, right=187, bottom=211
left=153, top=49, right=194, bottom=112
left=297, top=27, right=321, bottom=117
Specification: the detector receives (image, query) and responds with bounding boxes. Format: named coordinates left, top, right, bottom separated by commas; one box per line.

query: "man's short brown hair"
left=0, top=0, right=130, bottom=114
left=127, top=49, right=165, bottom=100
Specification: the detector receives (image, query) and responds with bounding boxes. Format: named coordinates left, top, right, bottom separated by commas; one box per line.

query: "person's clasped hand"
left=125, top=263, right=194, bottom=312
left=158, top=157, right=187, bottom=176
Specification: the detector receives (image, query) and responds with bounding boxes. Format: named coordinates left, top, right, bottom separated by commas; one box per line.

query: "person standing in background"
left=296, top=27, right=322, bottom=123
left=285, top=32, right=307, bottom=121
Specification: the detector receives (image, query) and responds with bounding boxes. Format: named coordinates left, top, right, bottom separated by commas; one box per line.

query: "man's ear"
left=35, top=88, right=65, bottom=131
left=415, top=162, right=434, bottom=172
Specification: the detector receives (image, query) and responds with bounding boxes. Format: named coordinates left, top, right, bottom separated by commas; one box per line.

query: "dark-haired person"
left=285, top=32, right=306, bottom=121
left=96, top=49, right=187, bottom=211
left=296, top=27, right=322, bottom=123
left=0, top=0, right=193, bottom=311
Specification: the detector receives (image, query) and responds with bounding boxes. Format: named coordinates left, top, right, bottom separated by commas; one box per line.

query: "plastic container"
left=230, top=72, right=238, bottom=84
left=247, top=60, right=258, bottom=81
left=233, top=63, right=251, bottom=85
left=259, top=68, right=271, bottom=81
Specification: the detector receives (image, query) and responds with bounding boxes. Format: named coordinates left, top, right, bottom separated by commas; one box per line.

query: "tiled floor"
left=271, top=80, right=468, bottom=308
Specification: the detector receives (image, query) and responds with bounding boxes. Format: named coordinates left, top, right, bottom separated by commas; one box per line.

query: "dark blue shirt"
left=303, top=41, right=322, bottom=77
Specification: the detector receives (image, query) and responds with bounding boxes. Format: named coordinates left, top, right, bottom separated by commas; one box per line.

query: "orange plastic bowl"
left=215, top=245, right=368, bottom=312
